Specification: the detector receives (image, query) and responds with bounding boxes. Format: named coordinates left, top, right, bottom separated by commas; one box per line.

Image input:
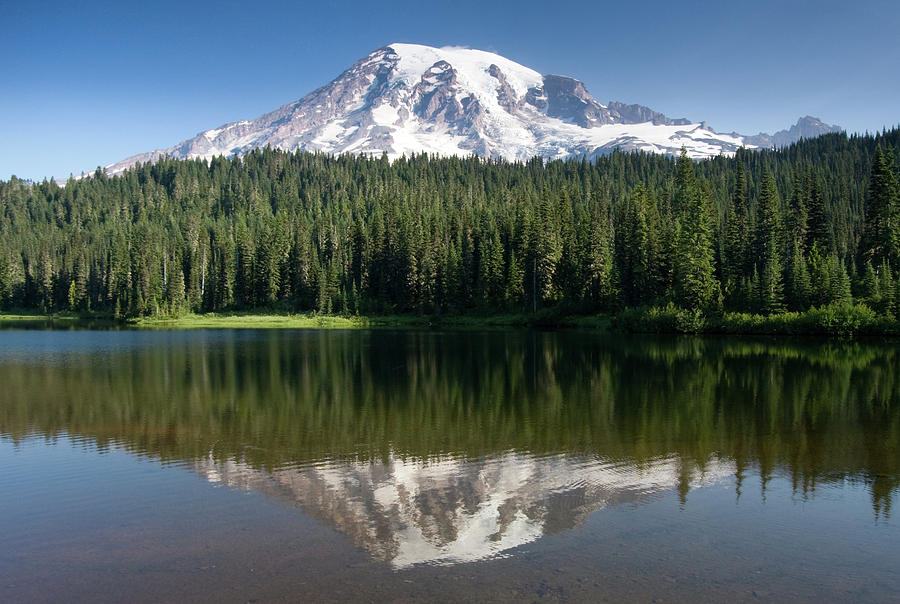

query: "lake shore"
left=0, top=310, right=612, bottom=331
left=3, top=303, right=898, bottom=336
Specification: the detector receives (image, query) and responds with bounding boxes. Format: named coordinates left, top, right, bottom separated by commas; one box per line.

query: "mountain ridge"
left=99, top=43, right=841, bottom=176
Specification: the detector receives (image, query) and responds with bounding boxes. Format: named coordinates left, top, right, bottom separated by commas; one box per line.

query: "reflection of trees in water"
left=1, top=331, right=898, bottom=515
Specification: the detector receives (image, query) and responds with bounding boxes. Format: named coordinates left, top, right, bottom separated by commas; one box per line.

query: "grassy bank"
left=0, top=311, right=83, bottom=321
left=0, top=309, right=611, bottom=331
left=129, top=312, right=424, bottom=329
left=127, top=311, right=613, bottom=330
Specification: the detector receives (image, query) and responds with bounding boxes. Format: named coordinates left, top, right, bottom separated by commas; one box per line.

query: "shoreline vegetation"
left=0, top=309, right=611, bottom=331
left=2, top=301, right=898, bottom=336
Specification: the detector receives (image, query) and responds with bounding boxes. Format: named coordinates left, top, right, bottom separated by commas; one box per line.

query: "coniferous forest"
left=1, top=128, right=899, bottom=328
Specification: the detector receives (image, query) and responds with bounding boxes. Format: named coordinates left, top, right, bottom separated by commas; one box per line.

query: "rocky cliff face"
left=101, top=44, right=840, bottom=176
left=607, top=101, right=691, bottom=126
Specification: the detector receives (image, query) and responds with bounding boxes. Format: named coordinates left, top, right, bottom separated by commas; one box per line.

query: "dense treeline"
left=1, top=127, right=898, bottom=317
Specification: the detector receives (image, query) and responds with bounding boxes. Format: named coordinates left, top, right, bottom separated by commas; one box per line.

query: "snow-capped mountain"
left=103, top=43, right=841, bottom=175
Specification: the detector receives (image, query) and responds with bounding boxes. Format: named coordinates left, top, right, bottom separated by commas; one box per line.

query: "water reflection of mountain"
left=1, top=329, right=898, bottom=520
left=193, top=452, right=734, bottom=568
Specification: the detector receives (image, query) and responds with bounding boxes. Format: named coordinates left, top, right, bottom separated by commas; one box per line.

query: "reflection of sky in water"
left=0, top=329, right=240, bottom=364
left=195, top=451, right=735, bottom=568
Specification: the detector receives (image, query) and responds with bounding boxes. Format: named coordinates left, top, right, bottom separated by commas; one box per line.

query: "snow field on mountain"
left=98, top=43, right=834, bottom=177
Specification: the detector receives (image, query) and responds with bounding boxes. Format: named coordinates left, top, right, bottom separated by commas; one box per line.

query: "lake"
left=1, top=328, right=898, bottom=602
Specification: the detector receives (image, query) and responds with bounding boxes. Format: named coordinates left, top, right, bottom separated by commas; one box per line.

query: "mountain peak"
left=99, top=44, right=840, bottom=176
left=743, top=116, right=843, bottom=149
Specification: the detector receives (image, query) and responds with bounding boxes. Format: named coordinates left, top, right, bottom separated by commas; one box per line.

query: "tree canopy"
left=1, top=127, right=898, bottom=318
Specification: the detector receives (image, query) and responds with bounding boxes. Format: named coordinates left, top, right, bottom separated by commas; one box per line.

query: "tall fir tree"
left=674, top=159, right=719, bottom=312
left=804, top=167, right=831, bottom=254
left=754, top=171, right=785, bottom=314
left=723, top=161, right=750, bottom=308
left=861, top=146, right=900, bottom=270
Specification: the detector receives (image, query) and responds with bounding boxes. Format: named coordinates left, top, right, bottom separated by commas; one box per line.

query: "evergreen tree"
left=860, top=260, right=879, bottom=304
left=807, top=243, right=832, bottom=308
left=861, top=146, right=900, bottom=269
left=630, top=185, right=662, bottom=304
left=477, top=231, right=505, bottom=306
left=723, top=161, right=750, bottom=307
left=674, top=162, right=719, bottom=312
left=533, top=188, right=562, bottom=307
left=754, top=171, right=785, bottom=314
left=788, top=166, right=809, bottom=252
left=786, top=240, right=811, bottom=311
left=0, top=253, right=11, bottom=309
left=672, top=148, right=695, bottom=212
left=879, top=260, right=895, bottom=315
left=804, top=168, right=831, bottom=254
left=165, top=252, right=186, bottom=313
left=585, top=202, right=614, bottom=308
left=829, top=257, right=853, bottom=305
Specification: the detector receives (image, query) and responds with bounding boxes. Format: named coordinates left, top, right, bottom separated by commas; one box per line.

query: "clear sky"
left=3, top=0, right=899, bottom=181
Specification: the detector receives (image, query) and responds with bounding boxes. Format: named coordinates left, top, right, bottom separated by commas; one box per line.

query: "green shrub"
left=805, top=302, right=878, bottom=336
left=616, top=303, right=706, bottom=334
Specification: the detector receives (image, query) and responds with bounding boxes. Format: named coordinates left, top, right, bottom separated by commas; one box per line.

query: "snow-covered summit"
left=388, top=43, right=543, bottom=95
left=100, top=43, right=840, bottom=176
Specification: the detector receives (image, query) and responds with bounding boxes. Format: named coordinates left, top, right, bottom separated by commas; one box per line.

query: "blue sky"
left=3, top=0, right=898, bottom=181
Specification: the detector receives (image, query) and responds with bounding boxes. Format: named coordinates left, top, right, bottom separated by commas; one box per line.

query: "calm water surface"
left=1, top=328, right=898, bottom=602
